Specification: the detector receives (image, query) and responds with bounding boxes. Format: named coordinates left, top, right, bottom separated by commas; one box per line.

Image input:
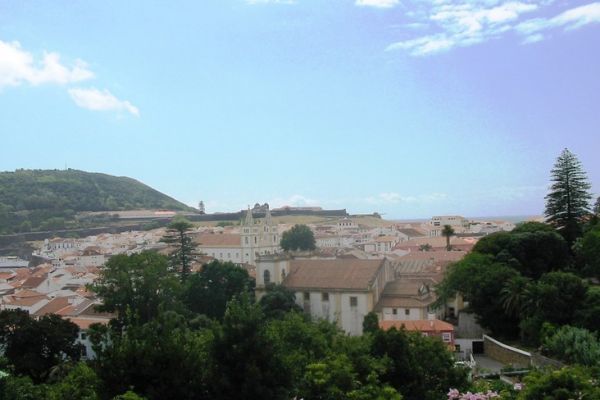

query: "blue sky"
left=0, top=0, right=599, bottom=218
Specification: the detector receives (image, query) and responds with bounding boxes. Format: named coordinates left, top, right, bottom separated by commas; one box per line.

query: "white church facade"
left=196, top=206, right=280, bottom=266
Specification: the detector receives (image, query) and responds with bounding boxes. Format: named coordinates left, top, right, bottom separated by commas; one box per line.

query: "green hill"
left=0, top=169, right=194, bottom=234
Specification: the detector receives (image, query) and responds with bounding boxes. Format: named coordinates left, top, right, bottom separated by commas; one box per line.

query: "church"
left=195, top=205, right=280, bottom=266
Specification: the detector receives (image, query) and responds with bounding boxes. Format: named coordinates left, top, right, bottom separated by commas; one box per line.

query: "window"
left=263, top=270, right=271, bottom=285
left=404, top=309, right=410, bottom=316
left=392, top=308, right=397, bottom=315
left=442, top=332, right=452, bottom=343
left=245, top=237, right=248, bottom=244
left=303, top=292, right=310, bottom=301
left=350, top=296, right=358, bottom=307
left=322, top=292, right=329, bottom=302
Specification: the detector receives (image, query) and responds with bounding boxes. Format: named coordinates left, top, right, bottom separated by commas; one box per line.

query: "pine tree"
left=161, top=217, right=196, bottom=281
left=594, top=196, right=600, bottom=216
left=545, top=149, right=592, bottom=245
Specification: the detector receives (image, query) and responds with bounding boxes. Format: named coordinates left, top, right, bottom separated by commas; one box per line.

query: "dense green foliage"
left=0, top=251, right=464, bottom=400
left=0, top=310, right=82, bottom=383
left=438, top=220, right=599, bottom=345
left=542, top=325, right=600, bottom=366
left=280, top=224, right=316, bottom=251
left=0, top=169, right=192, bottom=234
left=544, top=149, right=592, bottom=245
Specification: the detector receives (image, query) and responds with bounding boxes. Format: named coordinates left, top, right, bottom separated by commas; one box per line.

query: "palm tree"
left=500, top=276, right=531, bottom=317
left=442, top=225, right=455, bottom=251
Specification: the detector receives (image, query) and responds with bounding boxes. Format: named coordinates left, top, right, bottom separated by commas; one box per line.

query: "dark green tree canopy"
left=473, top=229, right=570, bottom=278
left=182, top=260, right=255, bottom=320
left=161, top=217, right=196, bottom=281
left=545, top=148, right=592, bottom=244
left=0, top=310, right=82, bottom=383
left=91, top=251, right=182, bottom=324
left=280, top=224, right=316, bottom=252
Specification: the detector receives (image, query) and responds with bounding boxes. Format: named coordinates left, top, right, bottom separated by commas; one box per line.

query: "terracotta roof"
left=397, top=228, right=426, bottom=237
left=67, top=317, right=111, bottom=330
left=22, top=275, right=47, bottom=289
left=379, top=319, right=454, bottom=332
left=196, top=233, right=241, bottom=247
left=4, top=296, right=48, bottom=307
left=376, top=297, right=433, bottom=308
left=283, top=259, right=384, bottom=291
left=13, top=289, right=46, bottom=298
left=33, top=297, right=73, bottom=316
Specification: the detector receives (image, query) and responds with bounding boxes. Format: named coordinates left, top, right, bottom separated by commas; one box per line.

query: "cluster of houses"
left=1, top=206, right=517, bottom=358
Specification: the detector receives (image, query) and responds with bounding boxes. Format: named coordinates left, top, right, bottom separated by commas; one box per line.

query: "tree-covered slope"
left=0, top=169, right=194, bottom=234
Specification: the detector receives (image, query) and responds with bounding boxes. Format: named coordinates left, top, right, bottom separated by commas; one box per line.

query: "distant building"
left=198, top=200, right=205, bottom=214
left=196, top=205, right=280, bottom=266
left=428, top=216, right=469, bottom=237
left=379, top=319, right=455, bottom=349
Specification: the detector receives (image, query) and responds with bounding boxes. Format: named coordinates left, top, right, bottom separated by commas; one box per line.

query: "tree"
left=47, top=363, right=100, bottom=400
left=259, top=284, right=302, bottom=320
left=91, top=251, right=182, bottom=325
left=442, top=225, right=455, bottom=251
left=280, top=224, right=316, bottom=252
left=473, top=230, right=570, bottom=279
left=577, top=224, right=600, bottom=278
left=92, top=311, right=211, bottom=400
left=435, top=253, right=521, bottom=338
left=500, top=275, right=532, bottom=318
left=182, top=260, right=254, bottom=320
left=210, top=296, right=292, bottom=400
left=519, top=366, right=600, bottom=399
left=161, top=217, right=195, bottom=281
left=545, top=148, right=592, bottom=245
left=542, top=325, right=600, bottom=366
left=371, top=328, right=467, bottom=400
left=594, top=196, right=600, bottom=215
left=0, top=310, right=82, bottom=383
left=362, top=312, right=380, bottom=335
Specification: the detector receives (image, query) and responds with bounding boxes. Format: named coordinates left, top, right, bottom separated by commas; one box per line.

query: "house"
left=256, top=255, right=394, bottom=335
left=379, top=319, right=455, bottom=349
left=427, top=216, right=469, bottom=237
left=375, top=279, right=439, bottom=321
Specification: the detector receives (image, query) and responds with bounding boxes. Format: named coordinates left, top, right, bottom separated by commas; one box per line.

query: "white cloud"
left=386, top=1, right=600, bottom=56
left=68, top=88, right=139, bottom=117
left=268, top=194, right=319, bottom=208
left=516, top=2, right=600, bottom=38
left=365, top=192, right=447, bottom=205
left=0, top=40, right=93, bottom=88
left=356, top=0, right=400, bottom=8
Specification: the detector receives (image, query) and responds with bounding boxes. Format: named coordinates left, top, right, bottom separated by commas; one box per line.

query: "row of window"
left=301, top=292, right=358, bottom=307
left=391, top=308, right=412, bottom=316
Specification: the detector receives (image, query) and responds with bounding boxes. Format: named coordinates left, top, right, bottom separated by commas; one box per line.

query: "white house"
left=256, top=255, right=394, bottom=335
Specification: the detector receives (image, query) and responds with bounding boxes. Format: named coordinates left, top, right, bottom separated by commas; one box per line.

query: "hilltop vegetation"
left=0, top=169, right=193, bottom=234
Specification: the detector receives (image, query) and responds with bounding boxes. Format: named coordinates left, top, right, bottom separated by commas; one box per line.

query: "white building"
left=256, top=256, right=394, bottom=335
left=197, top=206, right=280, bottom=266
left=427, top=216, right=469, bottom=237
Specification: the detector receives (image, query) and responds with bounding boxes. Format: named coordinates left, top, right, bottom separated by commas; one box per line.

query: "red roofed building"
left=379, top=319, right=455, bottom=349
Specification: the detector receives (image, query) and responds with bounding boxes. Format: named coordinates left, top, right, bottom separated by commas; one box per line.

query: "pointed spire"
left=245, top=206, right=254, bottom=226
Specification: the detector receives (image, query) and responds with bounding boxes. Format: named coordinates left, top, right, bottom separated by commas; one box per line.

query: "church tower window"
left=263, top=270, right=271, bottom=285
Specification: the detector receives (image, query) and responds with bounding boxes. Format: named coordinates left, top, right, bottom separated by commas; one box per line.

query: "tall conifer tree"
left=545, top=149, right=592, bottom=245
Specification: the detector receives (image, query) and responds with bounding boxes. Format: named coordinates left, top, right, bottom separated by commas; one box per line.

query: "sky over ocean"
left=1, top=0, right=599, bottom=218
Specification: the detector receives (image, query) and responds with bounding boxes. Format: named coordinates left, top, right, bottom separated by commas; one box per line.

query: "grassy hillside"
left=0, top=169, right=194, bottom=234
